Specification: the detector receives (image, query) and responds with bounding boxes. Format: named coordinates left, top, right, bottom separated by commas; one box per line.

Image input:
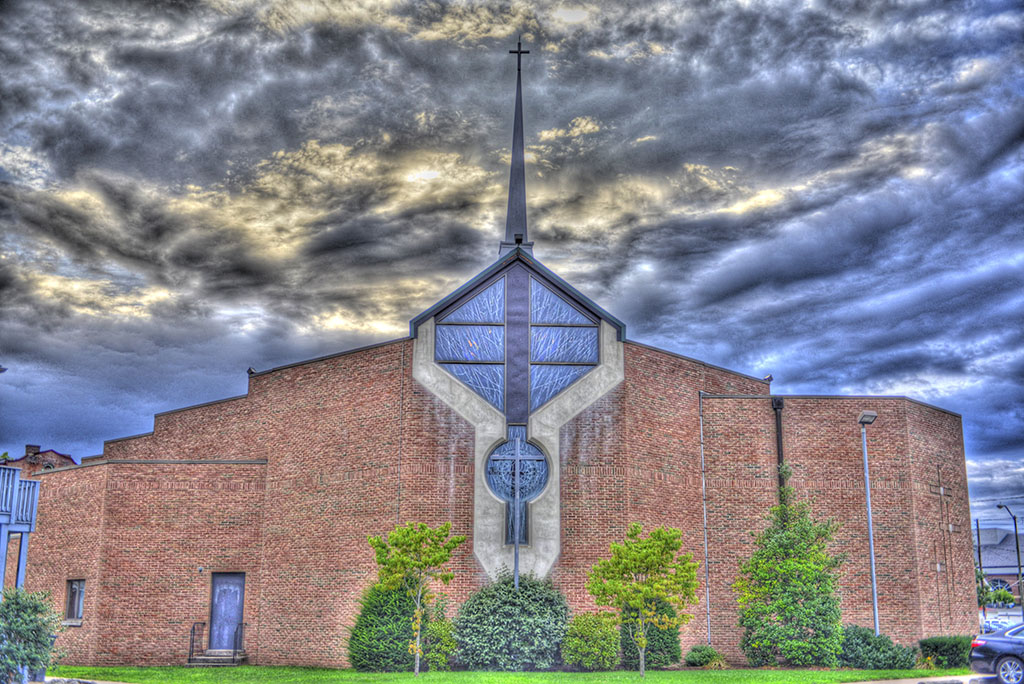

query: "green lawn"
left=50, top=666, right=972, bottom=684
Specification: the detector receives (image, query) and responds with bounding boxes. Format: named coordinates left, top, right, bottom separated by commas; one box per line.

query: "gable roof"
left=409, top=247, right=626, bottom=340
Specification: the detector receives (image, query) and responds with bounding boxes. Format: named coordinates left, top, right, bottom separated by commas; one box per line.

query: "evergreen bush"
left=684, top=644, right=722, bottom=667
left=918, top=635, right=973, bottom=668
left=0, top=587, right=63, bottom=684
left=620, top=597, right=681, bottom=670
left=347, top=583, right=417, bottom=672
left=839, top=625, right=916, bottom=669
left=561, top=613, right=620, bottom=671
left=734, top=482, right=844, bottom=667
left=454, top=571, right=569, bottom=671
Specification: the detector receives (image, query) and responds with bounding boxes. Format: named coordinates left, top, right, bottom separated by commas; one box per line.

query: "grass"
left=50, top=666, right=972, bottom=684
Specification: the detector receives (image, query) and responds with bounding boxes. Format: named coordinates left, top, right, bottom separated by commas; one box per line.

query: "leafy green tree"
left=368, top=522, right=465, bottom=676
left=620, top=597, right=681, bottom=670
left=733, top=484, right=844, bottom=667
left=586, top=523, right=699, bottom=677
left=0, top=587, right=62, bottom=683
left=977, top=567, right=1015, bottom=607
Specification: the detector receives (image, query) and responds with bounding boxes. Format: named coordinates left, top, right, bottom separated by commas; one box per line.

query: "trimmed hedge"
left=620, top=597, right=681, bottom=670
left=561, top=613, right=620, bottom=671
left=839, top=625, right=916, bottom=669
left=454, top=572, right=569, bottom=671
left=918, top=635, right=973, bottom=668
left=347, top=583, right=417, bottom=672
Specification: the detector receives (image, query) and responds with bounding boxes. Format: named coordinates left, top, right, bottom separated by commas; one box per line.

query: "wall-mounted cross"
left=510, top=38, right=529, bottom=72
left=487, top=428, right=546, bottom=589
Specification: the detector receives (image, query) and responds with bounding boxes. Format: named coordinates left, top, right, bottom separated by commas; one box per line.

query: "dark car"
left=972, top=623, right=1024, bottom=683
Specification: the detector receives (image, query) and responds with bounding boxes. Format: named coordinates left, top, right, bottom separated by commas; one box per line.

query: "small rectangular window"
left=65, top=580, right=85, bottom=621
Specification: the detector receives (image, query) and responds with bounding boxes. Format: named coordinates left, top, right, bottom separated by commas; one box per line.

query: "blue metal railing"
left=0, top=466, right=39, bottom=530
left=14, top=480, right=38, bottom=526
left=0, top=468, right=16, bottom=513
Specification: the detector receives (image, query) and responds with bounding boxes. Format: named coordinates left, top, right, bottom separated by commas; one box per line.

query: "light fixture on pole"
left=996, top=504, right=1024, bottom=625
left=858, top=410, right=880, bottom=636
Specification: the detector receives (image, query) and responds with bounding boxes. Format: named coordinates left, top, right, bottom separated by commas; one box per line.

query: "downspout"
left=772, top=397, right=785, bottom=493
left=698, top=390, right=711, bottom=644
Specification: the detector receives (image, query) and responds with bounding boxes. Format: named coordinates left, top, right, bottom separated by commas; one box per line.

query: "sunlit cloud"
left=0, top=0, right=1020, bottom=517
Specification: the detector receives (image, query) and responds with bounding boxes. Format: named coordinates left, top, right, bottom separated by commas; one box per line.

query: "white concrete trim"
left=412, top=317, right=624, bottom=580
left=527, top=320, right=624, bottom=578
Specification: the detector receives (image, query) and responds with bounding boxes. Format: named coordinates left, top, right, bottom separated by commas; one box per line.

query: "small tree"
left=368, top=522, right=465, bottom=676
left=0, top=587, right=62, bottom=683
left=733, top=483, right=844, bottom=667
left=977, top=568, right=1014, bottom=608
left=586, top=522, right=699, bottom=677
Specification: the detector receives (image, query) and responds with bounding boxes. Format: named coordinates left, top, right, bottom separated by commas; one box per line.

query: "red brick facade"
left=15, top=337, right=974, bottom=666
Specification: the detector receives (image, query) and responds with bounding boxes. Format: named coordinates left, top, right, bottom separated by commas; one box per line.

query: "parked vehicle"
left=971, top=623, right=1024, bottom=684
left=986, top=618, right=1014, bottom=633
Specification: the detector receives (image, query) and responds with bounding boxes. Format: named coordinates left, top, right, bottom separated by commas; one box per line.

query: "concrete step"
left=187, top=651, right=247, bottom=667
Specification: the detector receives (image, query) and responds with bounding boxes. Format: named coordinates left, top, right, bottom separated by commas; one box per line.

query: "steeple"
left=499, top=39, right=534, bottom=257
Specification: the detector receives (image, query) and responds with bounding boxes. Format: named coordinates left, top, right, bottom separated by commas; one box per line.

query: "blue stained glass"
left=531, top=279, right=592, bottom=325
left=531, top=326, right=598, bottom=363
left=435, top=325, right=504, bottom=362
left=530, top=364, right=593, bottom=411
left=486, top=426, right=548, bottom=545
left=441, top=279, right=505, bottom=323
left=440, top=363, right=504, bottom=411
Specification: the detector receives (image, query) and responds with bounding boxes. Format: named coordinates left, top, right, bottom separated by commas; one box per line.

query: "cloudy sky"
left=0, top=0, right=1021, bottom=521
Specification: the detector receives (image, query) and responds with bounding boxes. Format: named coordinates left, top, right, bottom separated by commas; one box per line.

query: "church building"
left=10, top=46, right=975, bottom=667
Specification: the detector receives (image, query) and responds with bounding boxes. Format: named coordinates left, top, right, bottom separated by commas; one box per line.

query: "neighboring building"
left=13, top=51, right=977, bottom=667
left=976, top=527, right=1024, bottom=605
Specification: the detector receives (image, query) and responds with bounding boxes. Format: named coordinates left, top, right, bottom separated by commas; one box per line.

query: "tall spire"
left=499, top=38, right=534, bottom=257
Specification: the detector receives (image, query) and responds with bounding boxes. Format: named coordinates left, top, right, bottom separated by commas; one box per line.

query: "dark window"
left=65, top=579, right=85, bottom=621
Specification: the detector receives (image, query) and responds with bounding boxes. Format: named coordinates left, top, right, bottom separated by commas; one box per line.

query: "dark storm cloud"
left=0, top=0, right=1021, bottom=517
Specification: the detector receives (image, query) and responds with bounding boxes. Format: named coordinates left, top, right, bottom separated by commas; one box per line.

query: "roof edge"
left=410, top=248, right=627, bottom=340
left=625, top=339, right=770, bottom=384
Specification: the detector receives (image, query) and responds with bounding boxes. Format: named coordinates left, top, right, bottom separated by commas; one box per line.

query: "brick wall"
left=22, top=338, right=974, bottom=667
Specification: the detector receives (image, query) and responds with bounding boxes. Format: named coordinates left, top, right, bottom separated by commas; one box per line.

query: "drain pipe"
left=772, top=397, right=785, bottom=492
left=698, top=390, right=711, bottom=644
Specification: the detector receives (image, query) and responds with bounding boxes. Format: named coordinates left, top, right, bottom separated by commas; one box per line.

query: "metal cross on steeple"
left=499, top=38, right=534, bottom=257
left=510, top=37, right=529, bottom=71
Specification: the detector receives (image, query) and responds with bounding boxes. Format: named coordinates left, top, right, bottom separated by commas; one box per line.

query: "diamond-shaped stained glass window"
left=531, top=279, right=592, bottom=325
left=440, top=279, right=505, bottom=323
left=436, top=325, right=504, bottom=362
left=529, top=364, right=592, bottom=411
left=530, top=327, right=598, bottom=363
left=440, top=363, right=504, bottom=411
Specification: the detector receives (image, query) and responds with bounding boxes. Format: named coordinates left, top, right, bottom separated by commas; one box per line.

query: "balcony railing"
left=0, top=465, right=38, bottom=532
left=15, top=480, right=39, bottom=526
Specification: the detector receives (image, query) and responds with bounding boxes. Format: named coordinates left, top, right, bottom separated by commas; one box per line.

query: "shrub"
left=0, top=587, right=63, bottom=684
left=734, top=482, right=844, bottom=667
left=347, top=583, right=417, bottom=672
left=561, top=613, right=620, bottom=671
left=704, top=653, right=728, bottom=669
left=684, top=644, right=722, bottom=667
left=424, top=617, right=456, bottom=672
left=918, top=635, right=973, bottom=668
left=839, top=625, right=916, bottom=669
left=424, top=597, right=456, bottom=672
left=454, top=571, right=569, bottom=671
left=620, top=597, right=681, bottom=670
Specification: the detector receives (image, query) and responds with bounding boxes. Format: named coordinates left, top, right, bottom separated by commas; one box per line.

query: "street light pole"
left=997, top=504, right=1024, bottom=625
left=858, top=411, right=880, bottom=635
